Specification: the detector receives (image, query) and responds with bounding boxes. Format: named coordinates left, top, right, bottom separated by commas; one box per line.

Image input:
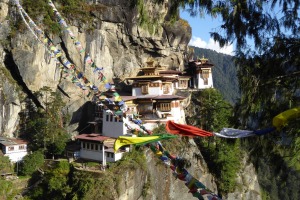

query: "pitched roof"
left=153, top=95, right=186, bottom=100
left=0, top=137, right=28, bottom=146
left=135, top=95, right=186, bottom=100
left=75, top=134, right=110, bottom=142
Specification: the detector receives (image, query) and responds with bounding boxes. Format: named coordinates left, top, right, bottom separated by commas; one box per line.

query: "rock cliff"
left=0, top=0, right=191, bottom=137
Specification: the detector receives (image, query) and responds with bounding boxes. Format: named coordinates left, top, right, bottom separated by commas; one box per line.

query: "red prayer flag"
left=166, top=121, right=213, bottom=137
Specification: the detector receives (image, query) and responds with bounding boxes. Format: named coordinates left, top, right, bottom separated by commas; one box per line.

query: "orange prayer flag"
left=166, top=121, right=213, bottom=137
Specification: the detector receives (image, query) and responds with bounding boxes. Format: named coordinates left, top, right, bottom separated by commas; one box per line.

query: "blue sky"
left=180, top=10, right=235, bottom=55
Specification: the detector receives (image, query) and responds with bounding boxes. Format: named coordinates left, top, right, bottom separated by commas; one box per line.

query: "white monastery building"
left=187, top=56, right=214, bottom=89
left=74, top=58, right=215, bottom=163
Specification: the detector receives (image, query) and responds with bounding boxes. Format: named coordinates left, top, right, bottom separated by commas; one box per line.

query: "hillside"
left=190, top=46, right=240, bottom=104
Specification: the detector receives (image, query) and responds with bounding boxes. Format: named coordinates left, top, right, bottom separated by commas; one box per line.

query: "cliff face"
left=0, top=0, right=191, bottom=137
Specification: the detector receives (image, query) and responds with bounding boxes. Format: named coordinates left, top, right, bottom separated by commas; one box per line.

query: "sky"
left=180, top=10, right=235, bottom=56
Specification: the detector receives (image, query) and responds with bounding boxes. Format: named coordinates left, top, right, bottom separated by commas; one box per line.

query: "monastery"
left=70, top=58, right=214, bottom=164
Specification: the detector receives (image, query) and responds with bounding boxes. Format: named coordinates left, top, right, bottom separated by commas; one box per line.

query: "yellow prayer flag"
left=272, top=107, right=300, bottom=130
left=114, top=136, right=160, bottom=152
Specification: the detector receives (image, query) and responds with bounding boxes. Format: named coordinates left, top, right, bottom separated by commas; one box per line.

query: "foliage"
left=194, top=137, right=242, bottom=195
left=25, top=148, right=147, bottom=199
left=0, top=179, right=19, bottom=200
left=19, top=150, right=44, bottom=176
left=187, top=89, right=233, bottom=132
left=0, top=156, right=13, bottom=174
left=131, top=0, right=161, bottom=35
left=195, top=138, right=241, bottom=195
left=22, top=0, right=60, bottom=34
left=110, top=147, right=147, bottom=171
left=27, top=160, right=71, bottom=200
left=187, top=89, right=241, bottom=195
left=20, top=0, right=95, bottom=34
left=142, top=174, right=151, bottom=197
left=21, top=87, right=70, bottom=157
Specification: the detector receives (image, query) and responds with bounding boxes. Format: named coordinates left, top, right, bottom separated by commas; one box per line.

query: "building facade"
left=187, top=57, right=214, bottom=89
left=75, top=134, right=125, bottom=163
left=75, top=59, right=214, bottom=163
left=0, top=137, right=28, bottom=162
left=126, top=60, right=190, bottom=127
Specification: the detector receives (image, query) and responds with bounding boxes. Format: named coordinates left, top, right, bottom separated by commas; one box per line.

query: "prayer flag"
left=114, top=134, right=177, bottom=152
left=166, top=121, right=213, bottom=137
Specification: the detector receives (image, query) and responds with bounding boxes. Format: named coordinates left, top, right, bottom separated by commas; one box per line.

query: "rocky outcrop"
left=112, top=138, right=219, bottom=200
left=0, top=0, right=22, bottom=137
left=0, top=0, right=191, bottom=136
left=226, top=153, right=261, bottom=200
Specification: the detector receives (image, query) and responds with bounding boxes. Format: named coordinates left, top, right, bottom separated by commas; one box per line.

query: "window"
left=202, top=69, right=210, bottom=78
left=95, top=144, right=99, bottom=151
left=8, top=146, right=14, bottom=151
left=19, top=145, right=25, bottom=150
left=179, top=80, right=187, bottom=88
left=160, top=103, right=171, bottom=111
left=83, top=142, right=86, bottom=149
left=163, top=84, right=171, bottom=94
left=110, top=115, right=113, bottom=122
left=204, top=78, right=208, bottom=85
left=86, top=143, right=90, bottom=150
left=119, top=115, right=123, bottom=122
left=91, top=144, right=94, bottom=150
left=106, top=114, right=109, bottom=121
left=141, top=85, right=148, bottom=94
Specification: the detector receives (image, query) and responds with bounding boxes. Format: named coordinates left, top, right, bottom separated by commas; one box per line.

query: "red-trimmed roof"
left=0, top=137, right=28, bottom=146
left=75, top=134, right=110, bottom=142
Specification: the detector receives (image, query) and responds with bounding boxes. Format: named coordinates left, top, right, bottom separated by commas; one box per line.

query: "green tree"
left=188, top=88, right=232, bottom=132
left=0, top=179, right=18, bottom=200
left=23, top=87, right=69, bottom=158
left=0, top=156, right=13, bottom=174
left=28, top=161, right=71, bottom=200
left=187, top=89, right=240, bottom=195
left=19, top=150, right=44, bottom=176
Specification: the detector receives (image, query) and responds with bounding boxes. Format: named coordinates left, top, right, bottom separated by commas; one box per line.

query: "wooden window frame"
left=160, top=103, right=171, bottom=111
left=8, top=146, right=14, bottom=151
left=141, top=84, right=148, bottom=94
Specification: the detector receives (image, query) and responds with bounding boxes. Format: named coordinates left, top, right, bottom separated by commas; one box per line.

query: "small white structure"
left=0, top=137, right=28, bottom=162
left=188, top=57, right=214, bottom=89
left=75, top=134, right=125, bottom=163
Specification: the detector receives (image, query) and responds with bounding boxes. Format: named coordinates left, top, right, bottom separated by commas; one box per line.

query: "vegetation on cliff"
left=186, top=88, right=242, bottom=195
left=25, top=149, right=146, bottom=200
left=19, top=87, right=70, bottom=158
